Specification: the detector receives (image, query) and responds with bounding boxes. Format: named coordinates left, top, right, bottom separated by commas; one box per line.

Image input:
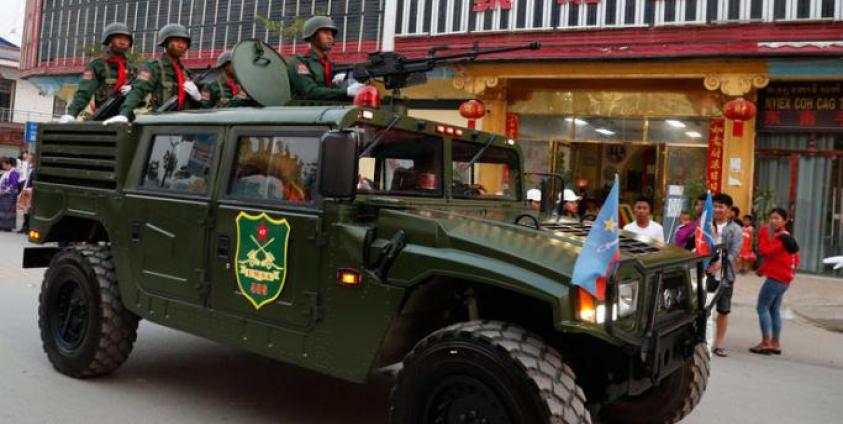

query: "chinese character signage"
left=758, top=82, right=843, bottom=132
left=474, top=0, right=599, bottom=11
left=505, top=113, right=520, bottom=140
left=706, top=119, right=725, bottom=193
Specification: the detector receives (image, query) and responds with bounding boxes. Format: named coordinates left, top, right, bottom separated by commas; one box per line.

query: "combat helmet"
left=302, top=16, right=337, bottom=41
left=216, top=51, right=233, bottom=68
left=157, top=23, right=191, bottom=48
left=102, top=22, right=133, bottom=47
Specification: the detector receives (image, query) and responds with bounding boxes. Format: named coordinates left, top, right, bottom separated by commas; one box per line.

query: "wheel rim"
left=50, top=278, right=90, bottom=353
left=424, top=375, right=511, bottom=424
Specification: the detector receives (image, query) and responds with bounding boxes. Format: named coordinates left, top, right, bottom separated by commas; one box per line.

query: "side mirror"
left=319, top=130, right=359, bottom=200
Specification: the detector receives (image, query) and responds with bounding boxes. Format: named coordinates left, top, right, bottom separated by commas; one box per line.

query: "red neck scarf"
left=167, top=54, right=186, bottom=110
left=225, top=77, right=239, bottom=95
left=319, top=56, right=332, bottom=88
left=104, top=55, right=127, bottom=94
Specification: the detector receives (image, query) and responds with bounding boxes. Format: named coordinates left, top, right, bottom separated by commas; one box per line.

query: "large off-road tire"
left=600, top=343, right=710, bottom=424
left=38, top=245, right=139, bottom=378
left=390, top=320, right=591, bottom=424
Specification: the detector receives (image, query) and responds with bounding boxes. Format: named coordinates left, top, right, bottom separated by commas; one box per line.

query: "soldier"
left=58, top=23, right=137, bottom=123
left=287, top=16, right=364, bottom=100
left=201, top=51, right=253, bottom=108
left=104, top=23, right=203, bottom=124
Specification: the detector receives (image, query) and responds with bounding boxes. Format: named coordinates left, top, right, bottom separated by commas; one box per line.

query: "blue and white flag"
left=571, top=175, right=621, bottom=299
left=695, top=191, right=715, bottom=267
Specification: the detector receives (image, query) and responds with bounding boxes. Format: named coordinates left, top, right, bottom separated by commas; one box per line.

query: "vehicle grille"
left=37, top=124, right=120, bottom=190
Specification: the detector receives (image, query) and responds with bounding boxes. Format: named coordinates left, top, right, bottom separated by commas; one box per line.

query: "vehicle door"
left=123, top=126, right=223, bottom=303
left=209, top=126, right=324, bottom=329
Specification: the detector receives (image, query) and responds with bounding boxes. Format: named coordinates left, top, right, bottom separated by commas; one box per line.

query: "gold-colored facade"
left=407, top=60, right=768, bottom=216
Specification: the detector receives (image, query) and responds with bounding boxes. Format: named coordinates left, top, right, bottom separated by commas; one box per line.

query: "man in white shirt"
left=623, top=196, right=665, bottom=242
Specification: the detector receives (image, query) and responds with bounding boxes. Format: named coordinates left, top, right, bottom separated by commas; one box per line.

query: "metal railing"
left=0, top=108, right=59, bottom=124
left=396, top=0, right=843, bottom=37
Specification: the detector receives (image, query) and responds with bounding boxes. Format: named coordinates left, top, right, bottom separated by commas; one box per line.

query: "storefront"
left=405, top=60, right=765, bottom=229
left=756, top=78, right=843, bottom=274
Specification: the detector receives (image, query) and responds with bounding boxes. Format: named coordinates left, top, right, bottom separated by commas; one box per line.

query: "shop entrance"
left=756, top=134, right=843, bottom=274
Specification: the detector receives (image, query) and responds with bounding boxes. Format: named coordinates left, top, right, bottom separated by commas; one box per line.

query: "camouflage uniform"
left=288, top=49, right=346, bottom=100
left=67, top=54, right=137, bottom=118
left=119, top=54, right=195, bottom=119
left=201, top=76, right=252, bottom=108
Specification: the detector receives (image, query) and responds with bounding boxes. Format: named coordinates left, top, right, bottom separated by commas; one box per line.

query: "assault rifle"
left=90, top=85, right=132, bottom=121
left=342, top=42, right=540, bottom=91
left=156, top=66, right=215, bottom=113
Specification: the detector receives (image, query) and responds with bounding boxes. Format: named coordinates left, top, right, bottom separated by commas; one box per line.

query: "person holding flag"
left=703, top=193, right=742, bottom=357
left=571, top=175, right=620, bottom=308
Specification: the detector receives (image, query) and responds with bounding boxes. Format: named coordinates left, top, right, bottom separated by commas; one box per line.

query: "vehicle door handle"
left=130, top=222, right=141, bottom=242
left=218, top=235, right=230, bottom=259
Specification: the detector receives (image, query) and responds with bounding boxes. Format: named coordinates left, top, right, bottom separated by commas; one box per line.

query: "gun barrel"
left=405, top=42, right=540, bottom=64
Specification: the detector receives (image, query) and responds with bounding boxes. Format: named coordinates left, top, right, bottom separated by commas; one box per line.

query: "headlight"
left=617, top=279, right=639, bottom=318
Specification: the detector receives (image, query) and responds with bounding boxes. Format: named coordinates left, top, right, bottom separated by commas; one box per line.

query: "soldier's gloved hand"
left=103, top=115, right=129, bottom=125
left=332, top=72, right=347, bottom=86
left=119, top=85, right=132, bottom=95
left=183, top=81, right=202, bottom=101
left=347, top=82, right=365, bottom=97
left=57, top=114, right=75, bottom=124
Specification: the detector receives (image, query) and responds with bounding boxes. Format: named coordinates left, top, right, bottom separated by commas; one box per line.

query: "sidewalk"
left=732, top=271, right=843, bottom=333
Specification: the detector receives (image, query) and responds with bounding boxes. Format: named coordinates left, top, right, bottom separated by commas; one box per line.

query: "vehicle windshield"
left=452, top=140, right=520, bottom=201
left=356, top=125, right=444, bottom=197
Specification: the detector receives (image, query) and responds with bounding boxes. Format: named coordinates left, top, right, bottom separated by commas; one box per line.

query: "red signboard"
left=706, top=119, right=725, bottom=193
left=474, top=0, right=599, bottom=9
left=505, top=113, right=520, bottom=140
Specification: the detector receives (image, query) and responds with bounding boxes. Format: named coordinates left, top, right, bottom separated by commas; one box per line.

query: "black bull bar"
left=602, top=246, right=726, bottom=382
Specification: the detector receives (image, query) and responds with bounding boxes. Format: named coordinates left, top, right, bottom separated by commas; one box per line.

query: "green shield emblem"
left=234, top=212, right=290, bottom=310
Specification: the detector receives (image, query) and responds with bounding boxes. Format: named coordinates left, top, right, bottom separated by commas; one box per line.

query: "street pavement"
left=2, top=231, right=843, bottom=423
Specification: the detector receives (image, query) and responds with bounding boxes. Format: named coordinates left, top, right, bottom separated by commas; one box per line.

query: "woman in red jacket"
left=750, top=208, right=800, bottom=355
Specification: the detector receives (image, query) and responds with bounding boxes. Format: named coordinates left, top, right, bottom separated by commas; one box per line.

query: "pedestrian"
left=287, top=16, right=364, bottom=100
left=709, top=193, right=742, bottom=357
left=17, top=168, right=33, bottom=234
left=675, top=194, right=707, bottom=249
left=201, top=51, right=254, bottom=108
left=59, top=23, right=137, bottom=122
left=750, top=208, right=800, bottom=355
left=737, top=214, right=757, bottom=274
left=0, top=158, right=20, bottom=232
left=731, top=206, right=741, bottom=223
left=554, top=188, right=581, bottom=221
left=105, top=23, right=202, bottom=123
left=526, top=188, right=541, bottom=211
left=623, top=196, right=664, bottom=242
left=15, top=151, right=32, bottom=192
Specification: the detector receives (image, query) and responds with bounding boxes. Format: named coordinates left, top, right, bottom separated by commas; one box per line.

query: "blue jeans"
left=757, top=278, right=789, bottom=339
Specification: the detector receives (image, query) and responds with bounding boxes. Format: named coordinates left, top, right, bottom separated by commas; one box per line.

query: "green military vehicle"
left=24, top=40, right=713, bottom=424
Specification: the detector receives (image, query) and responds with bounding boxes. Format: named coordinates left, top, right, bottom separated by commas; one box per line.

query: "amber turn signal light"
left=337, top=269, right=362, bottom=287
left=28, top=230, right=41, bottom=241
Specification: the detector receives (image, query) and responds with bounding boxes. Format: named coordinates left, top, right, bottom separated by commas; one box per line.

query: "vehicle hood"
left=372, top=205, right=696, bottom=282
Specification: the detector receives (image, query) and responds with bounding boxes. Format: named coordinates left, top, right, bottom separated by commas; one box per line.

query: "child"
left=738, top=214, right=757, bottom=274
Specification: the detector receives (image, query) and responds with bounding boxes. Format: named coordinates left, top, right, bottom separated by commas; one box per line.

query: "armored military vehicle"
left=24, top=40, right=713, bottom=424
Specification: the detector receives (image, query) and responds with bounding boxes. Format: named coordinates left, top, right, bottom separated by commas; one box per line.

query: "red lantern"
left=723, top=97, right=757, bottom=137
left=459, top=99, right=486, bottom=129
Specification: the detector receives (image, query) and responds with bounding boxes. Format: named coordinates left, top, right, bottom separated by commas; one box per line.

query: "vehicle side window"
left=452, top=141, right=520, bottom=200
left=140, top=133, right=217, bottom=194
left=228, top=135, right=319, bottom=203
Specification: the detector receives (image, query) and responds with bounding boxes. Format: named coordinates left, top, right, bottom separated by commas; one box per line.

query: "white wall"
left=1, top=64, right=55, bottom=123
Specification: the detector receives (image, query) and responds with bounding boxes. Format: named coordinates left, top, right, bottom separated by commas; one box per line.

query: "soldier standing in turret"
left=58, top=23, right=137, bottom=123
left=287, top=16, right=364, bottom=100
left=201, top=51, right=253, bottom=108
left=104, top=23, right=203, bottom=124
